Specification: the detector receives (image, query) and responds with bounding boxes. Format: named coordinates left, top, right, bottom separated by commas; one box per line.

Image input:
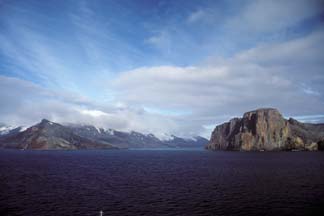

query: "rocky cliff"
left=206, top=108, right=324, bottom=151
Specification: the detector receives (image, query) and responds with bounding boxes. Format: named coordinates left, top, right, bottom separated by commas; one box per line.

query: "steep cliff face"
left=207, top=108, right=324, bottom=151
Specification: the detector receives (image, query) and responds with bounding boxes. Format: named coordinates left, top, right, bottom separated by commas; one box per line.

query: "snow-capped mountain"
left=67, top=124, right=208, bottom=148
left=0, top=120, right=208, bottom=150
left=0, top=124, right=26, bottom=137
left=0, top=119, right=116, bottom=150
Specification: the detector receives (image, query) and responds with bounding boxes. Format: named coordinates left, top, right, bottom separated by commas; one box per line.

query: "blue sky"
left=0, top=0, right=324, bottom=138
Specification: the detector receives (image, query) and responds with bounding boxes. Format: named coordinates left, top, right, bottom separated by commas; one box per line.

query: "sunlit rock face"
left=207, top=108, right=324, bottom=151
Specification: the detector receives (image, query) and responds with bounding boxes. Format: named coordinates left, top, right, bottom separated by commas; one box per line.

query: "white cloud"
left=227, top=0, right=324, bottom=34
left=234, top=30, right=324, bottom=65
left=187, top=9, right=207, bottom=23
left=111, top=29, right=324, bottom=128
left=146, top=30, right=172, bottom=54
left=0, top=75, right=206, bottom=138
left=302, top=87, right=320, bottom=96
left=78, top=109, right=109, bottom=117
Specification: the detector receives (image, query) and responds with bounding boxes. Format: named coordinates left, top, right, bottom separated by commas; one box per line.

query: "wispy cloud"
left=187, top=9, right=207, bottom=23
left=146, top=30, right=172, bottom=54
left=227, top=0, right=324, bottom=34
left=292, top=114, right=324, bottom=123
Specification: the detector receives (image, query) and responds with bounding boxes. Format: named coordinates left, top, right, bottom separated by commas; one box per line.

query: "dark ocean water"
left=0, top=149, right=324, bottom=216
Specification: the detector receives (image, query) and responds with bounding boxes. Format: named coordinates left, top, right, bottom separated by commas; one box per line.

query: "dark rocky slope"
left=163, top=135, right=208, bottom=148
left=68, top=125, right=164, bottom=148
left=68, top=125, right=208, bottom=148
left=0, top=119, right=116, bottom=150
left=206, top=108, right=324, bottom=151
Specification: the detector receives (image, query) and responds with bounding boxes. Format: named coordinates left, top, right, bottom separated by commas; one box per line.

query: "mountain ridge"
left=0, top=119, right=116, bottom=150
left=0, top=119, right=208, bottom=150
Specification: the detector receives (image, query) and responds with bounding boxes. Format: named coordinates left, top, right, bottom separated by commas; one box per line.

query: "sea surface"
left=0, top=149, right=324, bottom=216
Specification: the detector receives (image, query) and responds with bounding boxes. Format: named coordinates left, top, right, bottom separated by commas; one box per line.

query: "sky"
left=0, top=0, right=324, bottom=139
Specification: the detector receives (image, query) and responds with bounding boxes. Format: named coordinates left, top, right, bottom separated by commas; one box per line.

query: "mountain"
left=68, top=124, right=208, bottom=148
left=68, top=124, right=164, bottom=148
left=0, top=119, right=116, bottom=150
left=206, top=108, right=324, bottom=151
left=0, top=120, right=208, bottom=150
left=0, top=124, right=26, bottom=138
left=163, top=135, right=208, bottom=148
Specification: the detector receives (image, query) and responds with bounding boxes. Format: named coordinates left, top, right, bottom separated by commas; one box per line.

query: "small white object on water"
left=99, top=210, right=103, bottom=216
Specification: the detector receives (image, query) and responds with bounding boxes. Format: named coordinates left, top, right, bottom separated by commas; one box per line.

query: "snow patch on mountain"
left=158, top=133, right=175, bottom=141
left=94, top=126, right=101, bottom=133
left=19, top=126, right=28, bottom=132
left=104, top=128, right=114, bottom=135
left=0, top=126, right=15, bottom=135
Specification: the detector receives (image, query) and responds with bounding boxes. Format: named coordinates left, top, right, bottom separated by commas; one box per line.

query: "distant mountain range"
left=206, top=108, right=324, bottom=151
left=2, top=108, right=324, bottom=151
left=0, top=119, right=208, bottom=150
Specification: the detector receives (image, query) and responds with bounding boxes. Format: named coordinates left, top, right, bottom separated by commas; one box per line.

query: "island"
left=206, top=108, right=324, bottom=151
